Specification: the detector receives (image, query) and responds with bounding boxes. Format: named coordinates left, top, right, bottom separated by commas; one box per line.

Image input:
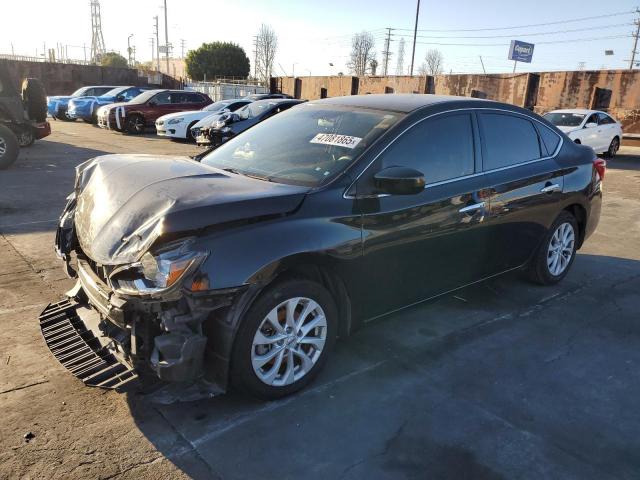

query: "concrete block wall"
left=2, top=60, right=181, bottom=96
left=272, top=69, right=640, bottom=133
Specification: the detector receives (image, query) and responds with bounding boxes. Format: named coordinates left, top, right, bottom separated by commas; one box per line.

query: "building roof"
left=311, top=93, right=486, bottom=113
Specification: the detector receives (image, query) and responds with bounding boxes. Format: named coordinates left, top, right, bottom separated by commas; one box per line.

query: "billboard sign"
left=508, top=40, right=534, bottom=63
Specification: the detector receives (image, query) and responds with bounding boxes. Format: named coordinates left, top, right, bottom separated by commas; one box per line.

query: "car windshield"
left=544, top=112, right=585, bottom=127
left=202, top=104, right=401, bottom=187
left=101, top=87, right=127, bottom=98
left=129, top=90, right=162, bottom=104
left=71, top=87, right=90, bottom=96
left=203, top=101, right=230, bottom=112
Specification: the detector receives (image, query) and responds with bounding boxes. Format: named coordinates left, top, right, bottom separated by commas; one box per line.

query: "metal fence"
left=186, top=81, right=268, bottom=101
left=0, top=53, right=93, bottom=65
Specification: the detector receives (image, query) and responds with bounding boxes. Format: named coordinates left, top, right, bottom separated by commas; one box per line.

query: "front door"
left=355, top=112, right=493, bottom=318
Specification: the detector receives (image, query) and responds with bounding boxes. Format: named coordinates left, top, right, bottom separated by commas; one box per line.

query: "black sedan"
left=43, top=94, right=602, bottom=399
left=194, top=98, right=304, bottom=147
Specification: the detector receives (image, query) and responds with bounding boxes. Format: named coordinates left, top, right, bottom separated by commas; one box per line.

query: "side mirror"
left=584, top=122, right=598, bottom=129
left=116, top=95, right=125, bottom=102
left=374, top=166, right=425, bottom=195
left=148, top=100, right=157, bottom=107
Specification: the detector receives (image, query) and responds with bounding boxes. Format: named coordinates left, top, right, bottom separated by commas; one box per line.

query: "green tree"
left=100, top=52, right=128, bottom=69
left=185, top=42, right=250, bottom=80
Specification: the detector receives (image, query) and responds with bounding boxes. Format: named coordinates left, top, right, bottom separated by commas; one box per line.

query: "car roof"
left=312, top=93, right=486, bottom=113
left=547, top=108, right=602, bottom=115
left=250, top=98, right=305, bottom=106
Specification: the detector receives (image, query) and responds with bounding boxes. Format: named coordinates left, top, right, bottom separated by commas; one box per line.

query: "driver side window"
left=379, top=113, right=475, bottom=184
left=586, top=114, right=598, bottom=125
left=153, top=92, right=171, bottom=104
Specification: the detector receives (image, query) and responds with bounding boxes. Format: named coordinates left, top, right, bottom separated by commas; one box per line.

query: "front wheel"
left=604, top=137, right=619, bottom=158
left=125, top=114, right=145, bottom=134
left=230, top=279, right=337, bottom=399
left=527, top=211, right=578, bottom=285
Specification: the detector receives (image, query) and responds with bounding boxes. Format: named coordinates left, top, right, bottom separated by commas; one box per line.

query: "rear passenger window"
left=536, top=124, right=561, bottom=155
left=380, top=113, right=475, bottom=184
left=479, top=113, right=541, bottom=170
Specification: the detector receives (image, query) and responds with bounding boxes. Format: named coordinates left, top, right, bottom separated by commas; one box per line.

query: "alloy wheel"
left=251, top=297, right=327, bottom=387
left=0, top=137, right=6, bottom=157
left=609, top=138, right=619, bottom=157
left=547, top=222, right=575, bottom=276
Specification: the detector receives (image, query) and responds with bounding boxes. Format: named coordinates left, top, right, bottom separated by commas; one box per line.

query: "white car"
left=543, top=109, right=622, bottom=157
left=155, top=98, right=251, bottom=140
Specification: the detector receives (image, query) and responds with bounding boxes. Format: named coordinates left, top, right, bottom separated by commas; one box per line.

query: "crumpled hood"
left=74, top=154, right=310, bottom=265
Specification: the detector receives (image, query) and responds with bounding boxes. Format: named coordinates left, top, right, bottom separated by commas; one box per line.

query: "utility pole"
left=153, top=16, right=160, bottom=71
left=127, top=34, right=133, bottom=67
left=409, top=0, right=421, bottom=76
left=163, top=0, right=170, bottom=74
left=630, top=8, right=640, bottom=70
left=382, top=28, right=393, bottom=76
left=180, top=38, right=186, bottom=58
left=150, top=37, right=155, bottom=65
left=252, top=35, right=259, bottom=81
left=479, top=55, right=486, bottom=75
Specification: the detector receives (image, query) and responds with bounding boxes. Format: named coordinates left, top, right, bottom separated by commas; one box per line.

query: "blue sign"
left=508, top=40, right=534, bottom=63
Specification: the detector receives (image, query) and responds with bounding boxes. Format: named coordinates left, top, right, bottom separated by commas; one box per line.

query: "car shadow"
left=125, top=253, right=640, bottom=479
left=608, top=150, right=640, bottom=171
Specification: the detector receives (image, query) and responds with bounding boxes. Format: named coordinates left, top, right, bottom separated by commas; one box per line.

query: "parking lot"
left=0, top=120, right=639, bottom=479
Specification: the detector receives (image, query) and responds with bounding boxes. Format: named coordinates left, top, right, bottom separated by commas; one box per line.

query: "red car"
left=97, top=89, right=212, bottom=134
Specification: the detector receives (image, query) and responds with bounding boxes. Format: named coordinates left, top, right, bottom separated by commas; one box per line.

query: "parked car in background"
left=195, top=98, right=304, bottom=146
left=543, top=109, right=622, bottom=157
left=0, top=62, right=50, bottom=168
left=47, top=85, right=118, bottom=121
left=44, top=94, right=603, bottom=399
left=245, top=93, right=293, bottom=101
left=67, top=86, right=151, bottom=123
left=155, top=98, right=251, bottom=140
left=97, top=89, right=212, bottom=134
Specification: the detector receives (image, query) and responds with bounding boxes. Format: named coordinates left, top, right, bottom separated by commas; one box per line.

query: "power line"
left=392, top=10, right=635, bottom=33
left=402, top=22, right=632, bottom=40
left=403, top=34, right=631, bottom=48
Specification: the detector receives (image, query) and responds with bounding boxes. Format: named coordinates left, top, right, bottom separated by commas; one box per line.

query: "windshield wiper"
left=222, top=168, right=272, bottom=182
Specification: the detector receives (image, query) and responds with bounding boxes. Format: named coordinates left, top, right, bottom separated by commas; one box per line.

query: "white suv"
left=543, top=109, right=623, bottom=157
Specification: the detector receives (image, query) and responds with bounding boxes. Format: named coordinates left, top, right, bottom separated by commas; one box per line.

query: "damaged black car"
left=40, top=94, right=602, bottom=399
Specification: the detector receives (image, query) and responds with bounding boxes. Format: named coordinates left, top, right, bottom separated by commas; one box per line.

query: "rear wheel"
left=604, top=137, right=619, bottom=158
left=230, top=279, right=337, bottom=399
left=527, top=211, right=578, bottom=285
left=125, top=114, right=145, bottom=134
left=0, top=125, right=19, bottom=169
left=21, top=78, right=47, bottom=122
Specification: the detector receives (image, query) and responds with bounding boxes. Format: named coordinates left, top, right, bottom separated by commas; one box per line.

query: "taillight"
left=593, top=158, right=606, bottom=181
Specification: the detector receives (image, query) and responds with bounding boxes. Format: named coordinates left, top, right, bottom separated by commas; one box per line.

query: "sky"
left=1, top=0, right=639, bottom=76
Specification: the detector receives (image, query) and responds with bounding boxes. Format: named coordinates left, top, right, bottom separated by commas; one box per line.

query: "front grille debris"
left=39, top=300, right=137, bottom=390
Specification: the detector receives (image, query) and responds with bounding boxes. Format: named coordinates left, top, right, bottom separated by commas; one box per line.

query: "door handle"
left=540, top=183, right=561, bottom=193
left=459, top=201, right=486, bottom=213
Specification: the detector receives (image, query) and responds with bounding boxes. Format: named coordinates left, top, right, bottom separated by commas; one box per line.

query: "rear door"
left=597, top=112, right=618, bottom=148
left=479, top=111, right=565, bottom=271
left=356, top=111, right=494, bottom=317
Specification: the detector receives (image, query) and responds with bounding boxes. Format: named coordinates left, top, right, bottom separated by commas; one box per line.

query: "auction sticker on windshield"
left=310, top=133, right=362, bottom=149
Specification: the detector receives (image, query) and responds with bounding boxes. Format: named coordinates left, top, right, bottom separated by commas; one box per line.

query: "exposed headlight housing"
left=167, top=117, right=184, bottom=125
left=213, top=120, right=227, bottom=129
left=110, top=240, right=208, bottom=296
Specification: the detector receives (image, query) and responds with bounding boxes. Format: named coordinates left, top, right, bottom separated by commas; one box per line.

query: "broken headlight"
left=110, top=242, right=208, bottom=296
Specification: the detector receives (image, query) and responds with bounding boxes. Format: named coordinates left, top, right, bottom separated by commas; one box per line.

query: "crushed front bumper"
left=39, top=299, right=138, bottom=389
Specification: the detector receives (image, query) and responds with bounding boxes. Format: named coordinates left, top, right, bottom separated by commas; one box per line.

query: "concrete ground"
left=0, top=121, right=639, bottom=480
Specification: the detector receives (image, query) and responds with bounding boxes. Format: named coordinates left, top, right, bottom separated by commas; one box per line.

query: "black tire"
left=186, top=121, right=198, bottom=142
left=125, top=114, right=145, bottom=134
left=230, top=279, right=337, bottom=399
left=55, top=106, right=74, bottom=121
left=0, top=125, right=19, bottom=169
left=604, top=137, right=619, bottom=158
left=21, top=78, right=47, bottom=122
left=16, top=127, right=34, bottom=147
left=527, top=211, right=578, bottom=285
